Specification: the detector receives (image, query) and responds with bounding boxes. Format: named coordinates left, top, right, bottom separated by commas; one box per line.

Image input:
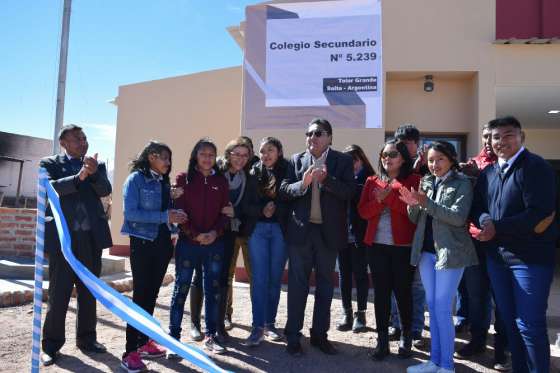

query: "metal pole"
left=15, top=160, right=24, bottom=207
left=52, top=0, right=72, bottom=155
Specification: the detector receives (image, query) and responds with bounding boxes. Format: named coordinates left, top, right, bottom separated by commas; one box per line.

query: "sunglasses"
left=305, top=130, right=327, bottom=138
left=381, top=150, right=400, bottom=159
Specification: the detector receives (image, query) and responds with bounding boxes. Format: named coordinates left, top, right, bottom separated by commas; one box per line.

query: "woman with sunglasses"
left=336, top=144, right=375, bottom=333
left=400, top=141, right=478, bottom=373
left=358, top=139, right=421, bottom=360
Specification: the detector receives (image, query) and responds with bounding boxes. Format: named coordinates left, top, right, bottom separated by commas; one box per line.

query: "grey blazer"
left=408, top=171, right=478, bottom=269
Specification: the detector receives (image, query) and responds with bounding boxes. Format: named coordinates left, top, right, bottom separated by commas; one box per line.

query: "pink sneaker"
left=137, top=340, right=166, bottom=358
left=121, top=351, right=147, bottom=373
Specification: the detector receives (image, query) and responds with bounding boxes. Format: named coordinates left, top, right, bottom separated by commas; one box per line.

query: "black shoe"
left=190, top=323, right=203, bottom=342
left=77, top=341, right=107, bottom=353
left=455, top=322, right=469, bottom=334
left=286, top=341, right=304, bottom=357
left=215, top=330, right=230, bottom=345
left=310, top=337, right=338, bottom=355
left=41, top=351, right=59, bottom=366
left=369, top=332, right=389, bottom=361
left=336, top=308, right=353, bottom=331
left=411, top=331, right=425, bottom=348
left=398, top=331, right=412, bottom=358
left=352, top=311, right=367, bottom=333
left=454, top=343, right=486, bottom=359
left=388, top=326, right=401, bottom=341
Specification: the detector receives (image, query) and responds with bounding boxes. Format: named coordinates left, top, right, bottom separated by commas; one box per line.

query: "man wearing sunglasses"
left=280, top=118, right=355, bottom=356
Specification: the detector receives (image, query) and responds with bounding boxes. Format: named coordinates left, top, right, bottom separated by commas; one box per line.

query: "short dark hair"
left=394, top=124, right=420, bottom=143
left=58, top=124, right=83, bottom=140
left=308, top=118, right=332, bottom=136
left=428, top=141, right=459, bottom=171
left=487, top=116, right=522, bottom=130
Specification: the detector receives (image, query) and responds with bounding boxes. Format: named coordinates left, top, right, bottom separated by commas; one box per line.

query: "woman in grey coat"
left=399, top=141, right=478, bottom=373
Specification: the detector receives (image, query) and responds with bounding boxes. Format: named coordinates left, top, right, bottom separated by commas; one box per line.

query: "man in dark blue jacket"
left=280, top=118, right=355, bottom=356
left=40, top=124, right=112, bottom=366
left=472, top=116, right=557, bottom=373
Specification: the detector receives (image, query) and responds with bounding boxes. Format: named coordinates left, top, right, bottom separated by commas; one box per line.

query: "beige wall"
left=111, top=67, right=242, bottom=245
left=523, top=129, right=560, bottom=160
left=110, top=0, right=560, bottom=245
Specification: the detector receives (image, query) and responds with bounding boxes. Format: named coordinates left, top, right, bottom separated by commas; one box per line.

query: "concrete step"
left=0, top=253, right=126, bottom=279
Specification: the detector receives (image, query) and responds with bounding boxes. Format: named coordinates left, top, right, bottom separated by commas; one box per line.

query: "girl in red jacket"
left=168, top=138, right=230, bottom=355
left=358, top=139, right=421, bottom=360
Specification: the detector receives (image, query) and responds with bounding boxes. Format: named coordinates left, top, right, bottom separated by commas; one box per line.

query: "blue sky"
left=0, top=0, right=257, bottom=167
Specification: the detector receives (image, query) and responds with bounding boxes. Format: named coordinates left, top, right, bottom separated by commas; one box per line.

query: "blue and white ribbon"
left=32, top=168, right=230, bottom=372
left=30, top=169, right=48, bottom=372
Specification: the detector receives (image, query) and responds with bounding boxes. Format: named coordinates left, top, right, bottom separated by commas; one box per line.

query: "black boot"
left=215, top=287, right=230, bottom=344
left=189, top=285, right=204, bottom=342
left=398, top=330, right=412, bottom=358
left=369, top=331, right=390, bottom=361
left=336, top=308, right=353, bottom=331
left=352, top=310, right=367, bottom=333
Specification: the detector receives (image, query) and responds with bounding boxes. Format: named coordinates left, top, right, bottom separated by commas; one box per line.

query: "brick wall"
left=0, top=207, right=36, bottom=257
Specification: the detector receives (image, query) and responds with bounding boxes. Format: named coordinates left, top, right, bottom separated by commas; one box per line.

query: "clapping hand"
left=79, top=153, right=99, bottom=181
left=312, top=165, right=327, bottom=184
left=399, top=186, right=427, bottom=207
left=302, top=166, right=314, bottom=189
left=374, top=183, right=392, bottom=202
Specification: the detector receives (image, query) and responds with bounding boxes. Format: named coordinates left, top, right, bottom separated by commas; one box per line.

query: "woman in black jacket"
left=336, top=144, right=376, bottom=332
left=242, top=137, right=289, bottom=347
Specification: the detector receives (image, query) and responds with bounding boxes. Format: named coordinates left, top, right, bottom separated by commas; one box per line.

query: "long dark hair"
left=378, top=139, right=413, bottom=180
left=427, top=141, right=460, bottom=171
left=186, top=138, right=219, bottom=183
left=129, top=141, right=172, bottom=184
left=253, top=137, right=287, bottom=198
left=343, top=144, right=375, bottom=177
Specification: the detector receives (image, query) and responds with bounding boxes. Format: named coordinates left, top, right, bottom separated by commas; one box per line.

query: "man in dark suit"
left=280, top=118, right=355, bottom=356
left=472, top=116, right=557, bottom=373
left=40, top=124, right=112, bottom=366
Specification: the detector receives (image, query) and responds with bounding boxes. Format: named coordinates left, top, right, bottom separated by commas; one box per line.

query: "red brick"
left=15, top=215, right=33, bottom=222
left=15, top=229, right=34, bottom=236
left=20, top=223, right=36, bottom=229
left=0, top=222, right=17, bottom=229
left=0, top=229, right=13, bottom=236
left=0, top=293, right=13, bottom=307
left=14, top=243, right=34, bottom=251
left=0, top=236, right=17, bottom=242
left=19, top=209, right=37, bottom=215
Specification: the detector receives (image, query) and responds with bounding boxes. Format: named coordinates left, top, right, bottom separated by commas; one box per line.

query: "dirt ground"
left=1, top=263, right=558, bottom=373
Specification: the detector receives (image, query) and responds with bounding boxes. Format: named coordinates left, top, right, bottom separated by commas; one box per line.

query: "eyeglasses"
left=305, top=130, right=327, bottom=138
left=381, top=151, right=400, bottom=159
left=230, top=152, right=249, bottom=159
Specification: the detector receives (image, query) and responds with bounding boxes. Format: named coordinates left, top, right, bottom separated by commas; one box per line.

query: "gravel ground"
left=1, top=263, right=558, bottom=373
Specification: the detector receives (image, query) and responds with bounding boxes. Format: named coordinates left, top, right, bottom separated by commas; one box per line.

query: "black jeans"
left=285, top=224, right=338, bottom=343
left=125, top=231, right=173, bottom=353
left=338, top=242, right=369, bottom=311
left=367, top=243, right=413, bottom=335
left=42, top=231, right=102, bottom=354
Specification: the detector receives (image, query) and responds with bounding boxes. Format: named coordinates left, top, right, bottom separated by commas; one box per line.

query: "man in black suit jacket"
left=280, top=118, right=355, bottom=356
left=40, top=124, right=112, bottom=366
left=472, top=116, right=557, bottom=373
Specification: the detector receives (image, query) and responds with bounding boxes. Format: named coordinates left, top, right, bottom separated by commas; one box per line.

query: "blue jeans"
left=249, top=222, right=287, bottom=328
left=487, top=254, right=554, bottom=373
left=419, top=253, right=464, bottom=370
left=390, top=267, right=426, bottom=333
left=169, top=238, right=223, bottom=337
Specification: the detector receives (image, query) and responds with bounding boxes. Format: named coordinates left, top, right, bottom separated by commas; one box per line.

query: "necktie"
left=499, top=162, right=508, bottom=180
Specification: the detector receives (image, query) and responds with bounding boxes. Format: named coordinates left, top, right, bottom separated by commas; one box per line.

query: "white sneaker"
left=436, top=368, right=454, bottom=373
left=407, top=361, right=439, bottom=373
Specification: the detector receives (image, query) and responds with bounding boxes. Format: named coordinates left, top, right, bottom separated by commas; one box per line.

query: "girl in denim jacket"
left=120, top=141, right=187, bottom=373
